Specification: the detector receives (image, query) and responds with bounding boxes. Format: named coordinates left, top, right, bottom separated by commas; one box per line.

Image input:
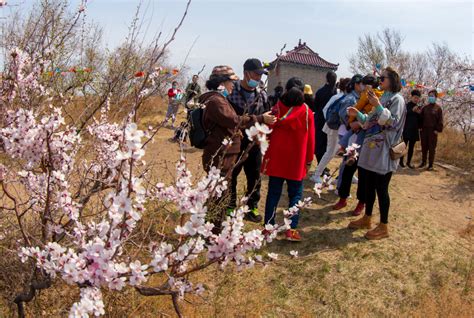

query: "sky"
left=7, top=0, right=474, bottom=79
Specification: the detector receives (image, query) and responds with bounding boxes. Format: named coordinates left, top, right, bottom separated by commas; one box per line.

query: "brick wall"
left=267, top=62, right=335, bottom=96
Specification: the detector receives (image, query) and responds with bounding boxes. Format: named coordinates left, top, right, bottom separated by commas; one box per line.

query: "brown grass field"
left=0, top=99, right=472, bottom=317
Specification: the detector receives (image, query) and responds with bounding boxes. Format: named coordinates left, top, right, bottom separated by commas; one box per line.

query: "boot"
left=348, top=215, right=372, bottom=229
left=365, top=223, right=389, bottom=240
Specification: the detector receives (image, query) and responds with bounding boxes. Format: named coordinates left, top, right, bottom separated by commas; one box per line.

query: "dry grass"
left=436, top=128, right=473, bottom=172
left=1, top=103, right=473, bottom=317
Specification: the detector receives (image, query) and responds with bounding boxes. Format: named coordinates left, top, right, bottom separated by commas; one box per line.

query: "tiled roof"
left=273, top=41, right=338, bottom=70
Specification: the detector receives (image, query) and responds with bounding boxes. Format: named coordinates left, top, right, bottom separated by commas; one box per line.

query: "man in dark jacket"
left=400, top=89, right=421, bottom=168
left=185, top=75, right=202, bottom=108
left=313, top=71, right=337, bottom=166
left=419, top=89, right=444, bottom=170
left=227, top=58, right=270, bottom=223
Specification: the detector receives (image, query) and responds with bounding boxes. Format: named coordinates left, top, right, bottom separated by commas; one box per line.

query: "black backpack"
left=325, top=95, right=346, bottom=130
left=189, top=106, right=208, bottom=149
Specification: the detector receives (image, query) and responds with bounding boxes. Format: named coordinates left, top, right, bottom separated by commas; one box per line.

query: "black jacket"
left=313, top=84, right=336, bottom=130
left=403, top=101, right=421, bottom=141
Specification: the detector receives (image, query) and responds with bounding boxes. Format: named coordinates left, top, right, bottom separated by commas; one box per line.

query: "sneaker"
left=285, top=229, right=302, bottom=242
left=418, top=162, right=426, bottom=169
left=399, top=161, right=405, bottom=168
left=427, top=166, right=434, bottom=171
left=333, top=199, right=347, bottom=210
left=407, top=163, right=415, bottom=169
left=352, top=202, right=365, bottom=216
left=244, top=208, right=263, bottom=223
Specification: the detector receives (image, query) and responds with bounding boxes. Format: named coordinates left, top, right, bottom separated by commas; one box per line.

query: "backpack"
left=325, top=95, right=346, bottom=130
left=173, top=121, right=188, bottom=143
left=188, top=106, right=208, bottom=149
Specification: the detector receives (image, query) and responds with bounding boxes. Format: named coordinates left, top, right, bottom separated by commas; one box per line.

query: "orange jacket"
left=348, top=88, right=384, bottom=123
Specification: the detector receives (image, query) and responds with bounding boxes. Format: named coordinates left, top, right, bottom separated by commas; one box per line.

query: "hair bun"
left=282, top=87, right=304, bottom=107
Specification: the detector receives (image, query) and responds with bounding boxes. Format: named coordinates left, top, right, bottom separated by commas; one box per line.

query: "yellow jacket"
left=349, top=88, right=384, bottom=123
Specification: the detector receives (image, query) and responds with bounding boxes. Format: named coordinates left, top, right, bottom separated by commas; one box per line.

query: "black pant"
left=338, top=162, right=366, bottom=203
left=400, top=138, right=417, bottom=165
left=229, top=145, right=262, bottom=210
left=315, top=128, right=328, bottom=163
left=421, top=128, right=438, bottom=167
left=364, top=169, right=392, bottom=224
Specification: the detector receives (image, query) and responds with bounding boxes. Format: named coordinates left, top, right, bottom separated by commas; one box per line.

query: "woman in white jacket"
left=310, top=78, right=351, bottom=183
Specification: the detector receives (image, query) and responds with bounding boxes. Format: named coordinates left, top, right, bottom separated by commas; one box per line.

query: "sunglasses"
left=380, top=75, right=387, bottom=82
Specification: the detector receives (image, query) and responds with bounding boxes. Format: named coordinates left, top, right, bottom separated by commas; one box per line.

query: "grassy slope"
left=1, top=102, right=472, bottom=317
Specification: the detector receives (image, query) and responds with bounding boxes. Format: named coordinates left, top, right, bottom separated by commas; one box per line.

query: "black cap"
left=243, top=58, right=268, bottom=75
left=350, top=74, right=363, bottom=84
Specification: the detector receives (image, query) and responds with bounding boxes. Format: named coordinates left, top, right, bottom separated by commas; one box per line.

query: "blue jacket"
left=338, top=90, right=360, bottom=127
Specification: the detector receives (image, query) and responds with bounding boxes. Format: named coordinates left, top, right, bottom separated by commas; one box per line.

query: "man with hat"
left=227, top=58, right=270, bottom=223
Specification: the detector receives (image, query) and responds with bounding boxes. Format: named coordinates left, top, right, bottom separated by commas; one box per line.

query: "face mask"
left=218, top=85, right=229, bottom=97
left=428, top=96, right=436, bottom=104
left=172, top=85, right=177, bottom=89
left=220, top=89, right=229, bottom=98
left=247, top=79, right=259, bottom=89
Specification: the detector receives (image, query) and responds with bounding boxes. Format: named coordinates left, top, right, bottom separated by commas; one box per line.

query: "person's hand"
left=367, top=89, right=380, bottom=107
left=347, top=107, right=359, bottom=117
left=434, top=130, right=438, bottom=135
left=413, top=106, right=422, bottom=113
left=263, top=111, right=277, bottom=125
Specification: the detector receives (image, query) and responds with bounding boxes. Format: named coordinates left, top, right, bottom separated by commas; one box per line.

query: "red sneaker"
left=352, top=202, right=365, bottom=216
left=285, top=229, right=302, bottom=242
left=333, top=199, right=347, bottom=210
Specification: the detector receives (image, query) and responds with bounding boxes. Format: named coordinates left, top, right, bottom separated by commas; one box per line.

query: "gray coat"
left=358, top=92, right=406, bottom=175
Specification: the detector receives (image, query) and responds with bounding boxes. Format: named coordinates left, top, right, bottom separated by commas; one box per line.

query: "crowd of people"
left=165, top=58, right=444, bottom=242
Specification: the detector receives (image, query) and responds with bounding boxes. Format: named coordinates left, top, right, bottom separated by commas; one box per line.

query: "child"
left=165, top=81, right=183, bottom=128
left=338, top=74, right=383, bottom=164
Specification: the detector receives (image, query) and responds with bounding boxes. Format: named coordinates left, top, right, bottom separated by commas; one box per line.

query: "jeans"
left=264, top=176, right=303, bottom=229
left=165, top=102, right=180, bottom=126
left=340, top=129, right=365, bottom=148
left=313, top=128, right=339, bottom=178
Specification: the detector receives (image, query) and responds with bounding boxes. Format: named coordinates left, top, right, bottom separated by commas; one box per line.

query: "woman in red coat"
left=262, top=77, right=315, bottom=241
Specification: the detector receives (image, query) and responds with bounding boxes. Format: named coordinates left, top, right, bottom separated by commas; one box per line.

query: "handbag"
left=390, top=140, right=407, bottom=160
